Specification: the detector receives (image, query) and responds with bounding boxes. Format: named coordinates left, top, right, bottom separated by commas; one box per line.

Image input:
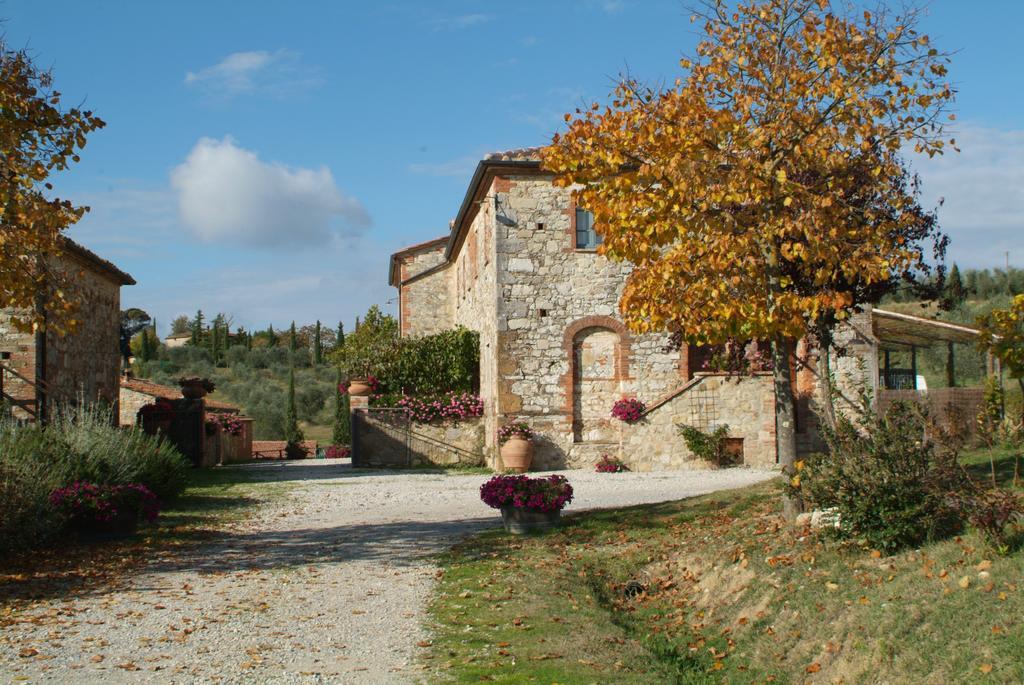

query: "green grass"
left=425, top=448, right=1024, bottom=684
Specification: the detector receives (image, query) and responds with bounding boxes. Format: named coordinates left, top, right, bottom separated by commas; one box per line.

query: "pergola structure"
left=871, top=308, right=984, bottom=390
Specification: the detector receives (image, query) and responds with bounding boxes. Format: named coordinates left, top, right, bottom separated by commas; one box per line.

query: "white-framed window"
left=575, top=207, right=601, bottom=249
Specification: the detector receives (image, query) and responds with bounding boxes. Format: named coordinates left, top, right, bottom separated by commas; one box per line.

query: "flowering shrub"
left=611, top=398, right=646, bottom=423
left=480, top=475, right=573, bottom=512
left=209, top=413, right=244, bottom=436
left=497, top=422, right=534, bottom=444
left=49, top=481, right=160, bottom=524
left=325, top=444, right=351, bottom=459
left=596, top=454, right=628, bottom=473
left=138, top=398, right=174, bottom=418
left=397, top=392, right=484, bottom=423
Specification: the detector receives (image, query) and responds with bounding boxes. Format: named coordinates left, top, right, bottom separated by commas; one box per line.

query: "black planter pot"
left=75, top=509, right=139, bottom=542
left=500, top=506, right=561, bottom=534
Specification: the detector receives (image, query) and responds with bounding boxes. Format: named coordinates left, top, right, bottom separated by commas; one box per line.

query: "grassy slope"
left=426, top=450, right=1023, bottom=684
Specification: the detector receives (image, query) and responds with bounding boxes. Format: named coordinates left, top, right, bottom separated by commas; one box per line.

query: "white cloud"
left=170, top=137, right=371, bottom=247
left=429, top=13, right=490, bottom=31
left=911, top=124, right=1024, bottom=268
left=184, top=50, right=323, bottom=98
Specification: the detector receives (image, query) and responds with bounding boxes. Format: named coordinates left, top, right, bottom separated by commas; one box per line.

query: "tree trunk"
left=1017, top=378, right=1023, bottom=487
left=773, top=335, right=801, bottom=520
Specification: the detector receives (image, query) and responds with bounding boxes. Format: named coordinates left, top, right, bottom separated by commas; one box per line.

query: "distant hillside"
left=134, top=345, right=338, bottom=442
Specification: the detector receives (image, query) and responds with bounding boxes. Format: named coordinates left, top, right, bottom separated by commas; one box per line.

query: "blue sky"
left=5, top=1, right=1023, bottom=334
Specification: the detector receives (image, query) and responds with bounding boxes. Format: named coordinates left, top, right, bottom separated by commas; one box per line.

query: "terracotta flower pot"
left=180, top=383, right=208, bottom=400
left=500, top=436, right=534, bottom=473
left=348, top=379, right=372, bottom=396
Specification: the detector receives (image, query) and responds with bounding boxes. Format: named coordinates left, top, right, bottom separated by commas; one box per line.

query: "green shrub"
left=799, top=402, right=966, bottom=552
left=50, top=407, right=190, bottom=499
left=0, top=406, right=189, bottom=552
left=0, top=426, right=66, bottom=551
left=679, top=424, right=737, bottom=467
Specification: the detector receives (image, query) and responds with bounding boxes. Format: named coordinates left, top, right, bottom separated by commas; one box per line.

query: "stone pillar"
left=349, top=395, right=368, bottom=465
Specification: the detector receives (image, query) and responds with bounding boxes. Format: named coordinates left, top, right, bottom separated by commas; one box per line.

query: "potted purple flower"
left=611, top=397, right=646, bottom=424
left=49, top=482, right=160, bottom=540
left=480, top=474, right=573, bottom=533
left=498, top=421, right=535, bottom=473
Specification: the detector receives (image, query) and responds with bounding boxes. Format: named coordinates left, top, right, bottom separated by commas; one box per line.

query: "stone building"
left=0, top=240, right=135, bottom=421
left=388, top=149, right=984, bottom=472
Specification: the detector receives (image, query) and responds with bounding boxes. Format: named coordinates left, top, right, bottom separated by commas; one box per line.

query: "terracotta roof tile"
left=483, top=146, right=543, bottom=162
left=120, top=378, right=240, bottom=411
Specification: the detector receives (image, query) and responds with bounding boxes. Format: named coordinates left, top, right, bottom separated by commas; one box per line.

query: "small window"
left=575, top=208, right=601, bottom=250
left=536, top=222, right=545, bottom=231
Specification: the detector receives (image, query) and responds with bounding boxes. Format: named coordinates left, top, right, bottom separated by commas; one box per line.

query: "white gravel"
left=0, top=461, right=774, bottom=683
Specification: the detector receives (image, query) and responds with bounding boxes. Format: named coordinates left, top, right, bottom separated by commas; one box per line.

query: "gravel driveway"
left=0, top=462, right=774, bottom=684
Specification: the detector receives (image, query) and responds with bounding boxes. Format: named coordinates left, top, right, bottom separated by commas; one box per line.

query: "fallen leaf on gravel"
left=90, top=655, right=104, bottom=663
left=18, top=647, right=39, bottom=658
left=416, top=641, right=432, bottom=648
left=117, top=662, right=140, bottom=671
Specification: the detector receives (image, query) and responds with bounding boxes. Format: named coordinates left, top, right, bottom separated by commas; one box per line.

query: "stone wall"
left=399, top=241, right=453, bottom=337
left=0, top=308, right=36, bottom=420
left=451, top=186, right=501, bottom=466
left=119, top=386, right=154, bottom=426
left=0, top=252, right=124, bottom=421
left=352, top=408, right=484, bottom=468
left=488, top=174, right=706, bottom=470
left=44, top=254, right=123, bottom=412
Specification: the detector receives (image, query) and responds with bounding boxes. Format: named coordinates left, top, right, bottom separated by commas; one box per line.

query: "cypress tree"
left=267, top=324, right=277, bottom=347
left=289, top=321, right=298, bottom=352
left=190, top=310, right=204, bottom=346
left=337, top=322, right=345, bottom=350
left=284, top=366, right=304, bottom=456
left=314, top=320, right=323, bottom=365
left=946, top=263, right=966, bottom=307
left=332, top=367, right=351, bottom=446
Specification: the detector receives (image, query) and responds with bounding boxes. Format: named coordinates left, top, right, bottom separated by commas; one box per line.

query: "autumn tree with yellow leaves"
left=0, top=41, right=105, bottom=334
left=542, top=0, right=955, bottom=487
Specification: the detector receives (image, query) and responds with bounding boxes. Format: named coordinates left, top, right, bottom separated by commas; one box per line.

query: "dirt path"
left=0, top=462, right=775, bottom=684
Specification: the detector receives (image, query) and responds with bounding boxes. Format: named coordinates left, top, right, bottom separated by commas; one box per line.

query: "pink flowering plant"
left=611, top=398, right=646, bottom=423
left=480, top=474, right=573, bottom=512
left=325, top=444, right=351, bottom=459
left=497, top=422, right=533, bottom=444
left=596, top=454, right=628, bottom=473
left=210, top=413, right=244, bottom=436
left=397, top=392, right=483, bottom=423
left=49, top=482, right=160, bottom=525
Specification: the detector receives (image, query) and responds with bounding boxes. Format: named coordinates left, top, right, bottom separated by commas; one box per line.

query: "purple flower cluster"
left=49, top=481, right=160, bottom=524
left=497, top=422, right=533, bottom=444
left=397, top=392, right=484, bottom=423
left=325, top=444, right=351, bottom=459
left=480, top=474, right=573, bottom=513
left=595, top=454, right=628, bottom=473
left=611, top=398, right=646, bottom=423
